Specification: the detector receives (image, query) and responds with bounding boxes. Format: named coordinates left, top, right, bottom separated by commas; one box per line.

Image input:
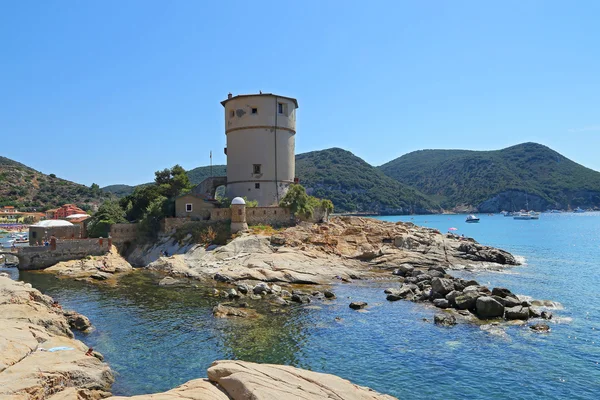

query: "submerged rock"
left=212, top=303, right=248, bottom=318
left=323, top=290, right=336, bottom=299
left=530, top=323, right=551, bottom=332
left=434, top=314, right=457, bottom=326
left=349, top=302, right=368, bottom=310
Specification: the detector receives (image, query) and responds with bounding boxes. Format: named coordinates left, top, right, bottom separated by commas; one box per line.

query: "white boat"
left=573, top=207, right=585, bottom=213
left=514, top=211, right=540, bottom=220
left=466, top=214, right=480, bottom=223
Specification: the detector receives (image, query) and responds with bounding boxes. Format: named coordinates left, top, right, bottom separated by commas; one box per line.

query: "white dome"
left=32, top=220, right=74, bottom=227
left=231, top=197, right=246, bottom=205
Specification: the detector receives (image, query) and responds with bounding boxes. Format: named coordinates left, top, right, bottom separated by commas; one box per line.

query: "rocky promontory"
left=145, top=216, right=518, bottom=284
left=42, top=245, right=133, bottom=284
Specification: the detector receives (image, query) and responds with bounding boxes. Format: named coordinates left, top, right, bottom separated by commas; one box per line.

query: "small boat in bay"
left=573, top=207, right=585, bottom=213
left=466, top=214, right=480, bottom=223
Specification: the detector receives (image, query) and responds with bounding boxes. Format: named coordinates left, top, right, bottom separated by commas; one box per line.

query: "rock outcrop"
left=144, top=217, right=518, bottom=285
left=111, top=360, right=396, bottom=400
left=0, top=276, right=114, bottom=399
left=42, top=245, right=133, bottom=284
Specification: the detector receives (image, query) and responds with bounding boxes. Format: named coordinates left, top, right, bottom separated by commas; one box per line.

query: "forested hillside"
left=0, top=156, right=109, bottom=210
left=379, top=143, right=600, bottom=211
left=295, top=148, right=438, bottom=213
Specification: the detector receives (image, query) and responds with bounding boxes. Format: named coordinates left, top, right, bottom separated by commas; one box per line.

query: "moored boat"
left=466, top=214, right=480, bottom=223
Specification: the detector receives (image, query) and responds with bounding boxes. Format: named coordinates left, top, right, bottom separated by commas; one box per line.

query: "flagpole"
left=210, top=150, right=213, bottom=177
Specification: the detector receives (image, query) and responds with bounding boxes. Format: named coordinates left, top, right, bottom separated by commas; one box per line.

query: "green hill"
left=378, top=142, right=600, bottom=212
left=0, top=156, right=110, bottom=211
left=187, top=165, right=227, bottom=185
left=103, top=150, right=438, bottom=214
left=295, top=148, right=438, bottom=214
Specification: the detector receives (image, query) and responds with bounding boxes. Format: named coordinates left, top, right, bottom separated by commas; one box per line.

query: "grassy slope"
left=379, top=142, right=600, bottom=209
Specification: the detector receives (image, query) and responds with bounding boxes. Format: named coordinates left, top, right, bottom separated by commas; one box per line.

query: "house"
left=28, top=219, right=81, bottom=245
left=54, top=204, right=87, bottom=219
left=175, top=193, right=217, bottom=220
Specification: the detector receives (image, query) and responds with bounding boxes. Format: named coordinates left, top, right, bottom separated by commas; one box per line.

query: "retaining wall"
left=110, top=223, right=139, bottom=243
left=18, top=239, right=111, bottom=270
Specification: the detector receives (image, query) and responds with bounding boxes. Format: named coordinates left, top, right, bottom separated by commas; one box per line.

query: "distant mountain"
left=187, top=165, right=227, bottom=185
left=101, top=184, right=137, bottom=197
left=296, top=148, right=438, bottom=214
left=0, top=156, right=110, bottom=211
left=379, top=142, right=600, bottom=212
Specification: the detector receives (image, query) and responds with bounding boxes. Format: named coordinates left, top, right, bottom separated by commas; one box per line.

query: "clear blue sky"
left=1, top=1, right=599, bottom=187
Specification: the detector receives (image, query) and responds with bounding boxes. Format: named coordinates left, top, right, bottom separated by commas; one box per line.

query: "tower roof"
left=221, top=93, right=298, bottom=108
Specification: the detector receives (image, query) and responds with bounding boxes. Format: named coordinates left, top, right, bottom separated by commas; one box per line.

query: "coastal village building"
left=175, top=193, right=217, bottom=220
left=28, top=219, right=80, bottom=245
left=53, top=204, right=87, bottom=219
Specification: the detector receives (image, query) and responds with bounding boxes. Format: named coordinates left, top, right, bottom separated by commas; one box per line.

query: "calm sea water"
left=7, top=214, right=600, bottom=399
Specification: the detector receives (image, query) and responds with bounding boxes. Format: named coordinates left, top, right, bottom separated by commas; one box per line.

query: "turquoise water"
left=12, top=213, right=600, bottom=399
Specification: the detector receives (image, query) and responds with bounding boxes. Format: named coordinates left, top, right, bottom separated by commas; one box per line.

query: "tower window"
left=253, top=164, right=262, bottom=174
left=229, top=110, right=234, bottom=118
left=278, top=103, right=287, bottom=115
left=255, top=183, right=260, bottom=189
left=251, top=108, right=258, bottom=114
left=185, top=203, right=193, bottom=212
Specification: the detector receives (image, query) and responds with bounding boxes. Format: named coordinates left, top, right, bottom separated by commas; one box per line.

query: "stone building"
left=28, top=220, right=81, bottom=245
left=175, top=193, right=217, bottom=220
left=219, top=93, right=298, bottom=206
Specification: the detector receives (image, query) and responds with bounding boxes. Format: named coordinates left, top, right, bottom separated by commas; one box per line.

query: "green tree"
left=279, top=184, right=314, bottom=218
left=155, top=164, right=192, bottom=198
left=88, top=200, right=126, bottom=238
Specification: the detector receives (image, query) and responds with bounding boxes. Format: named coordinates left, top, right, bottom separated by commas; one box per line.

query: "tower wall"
left=222, top=94, right=297, bottom=206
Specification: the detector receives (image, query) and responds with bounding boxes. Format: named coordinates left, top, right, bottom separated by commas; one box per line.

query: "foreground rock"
left=111, top=360, right=396, bottom=400
left=0, top=276, right=113, bottom=399
left=42, top=245, right=133, bottom=284
left=144, top=216, right=518, bottom=286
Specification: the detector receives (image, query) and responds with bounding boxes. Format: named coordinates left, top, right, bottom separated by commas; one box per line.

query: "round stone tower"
left=230, top=197, right=248, bottom=233
left=221, top=93, right=298, bottom=206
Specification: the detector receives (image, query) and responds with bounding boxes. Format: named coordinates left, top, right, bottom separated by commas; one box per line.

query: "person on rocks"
left=85, top=347, right=94, bottom=356
left=52, top=300, right=62, bottom=309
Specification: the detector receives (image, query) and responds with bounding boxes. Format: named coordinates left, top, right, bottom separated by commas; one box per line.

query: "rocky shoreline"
left=0, top=274, right=395, bottom=399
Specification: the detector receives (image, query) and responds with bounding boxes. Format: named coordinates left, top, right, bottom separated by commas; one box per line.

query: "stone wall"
left=18, top=238, right=111, bottom=270
left=210, top=208, right=232, bottom=222
left=110, top=223, right=139, bottom=243
left=246, top=207, right=293, bottom=226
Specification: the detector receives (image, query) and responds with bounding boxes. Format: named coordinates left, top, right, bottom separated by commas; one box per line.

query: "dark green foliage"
left=295, top=148, right=437, bottom=213
left=88, top=200, right=127, bottom=238
left=379, top=142, right=600, bottom=210
left=279, top=184, right=314, bottom=218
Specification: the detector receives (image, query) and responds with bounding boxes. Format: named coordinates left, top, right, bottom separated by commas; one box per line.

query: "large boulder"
left=392, top=264, right=414, bottom=277
left=475, top=296, right=504, bottom=319
left=433, top=299, right=449, bottom=309
left=492, top=295, right=521, bottom=308
left=491, top=287, right=515, bottom=298
left=505, top=306, right=530, bottom=320
left=62, top=310, right=92, bottom=332
left=454, top=292, right=479, bottom=310
left=431, top=278, right=454, bottom=296
left=206, top=360, right=397, bottom=400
